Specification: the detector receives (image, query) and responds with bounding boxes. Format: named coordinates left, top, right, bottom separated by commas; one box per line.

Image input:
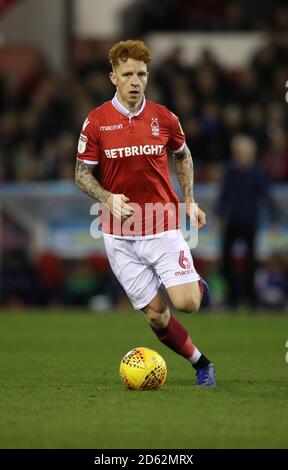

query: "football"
left=119, top=347, right=167, bottom=391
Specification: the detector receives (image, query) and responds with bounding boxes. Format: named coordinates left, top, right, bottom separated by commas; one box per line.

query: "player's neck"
left=115, top=93, right=143, bottom=114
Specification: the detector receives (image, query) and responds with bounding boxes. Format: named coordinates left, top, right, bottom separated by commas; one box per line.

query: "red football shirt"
left=77, top=95, right=186, bottom=236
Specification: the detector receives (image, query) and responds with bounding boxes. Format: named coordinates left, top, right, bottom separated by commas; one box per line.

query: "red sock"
left=150, top=314, right=195, bottom=359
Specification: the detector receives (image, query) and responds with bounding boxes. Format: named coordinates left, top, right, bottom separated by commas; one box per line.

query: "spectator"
left=215, top=135, right=277, bottom=308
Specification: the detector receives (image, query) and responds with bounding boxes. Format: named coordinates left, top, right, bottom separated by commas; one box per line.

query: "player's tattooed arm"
left=172, top=144, right=194, bottom=203
left=75, top=160, right=134, bottom=220
left=75, top=160, right=111, bottom=203
left=173, top=144, right=206, bottom=229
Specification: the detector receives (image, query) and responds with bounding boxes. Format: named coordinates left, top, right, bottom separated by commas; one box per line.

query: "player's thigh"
left=103, top=236, right=160, bottom=310
left=152, top=232, right=199, bottom=284
left=152, top=231, right=200, bottom=310
left=167, top=281, right=201, bottom=313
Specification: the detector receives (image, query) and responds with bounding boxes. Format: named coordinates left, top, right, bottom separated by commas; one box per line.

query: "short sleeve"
left=167, top=111, right=186, bottom=153
left=77, top=112, right=100, bottom=164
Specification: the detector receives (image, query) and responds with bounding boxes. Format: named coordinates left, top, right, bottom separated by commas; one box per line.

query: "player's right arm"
left=75, top=160, right=110, bottom=203
left=75, top=161, right=133, bottom=220
left=75, top=113, right=133, bottom=220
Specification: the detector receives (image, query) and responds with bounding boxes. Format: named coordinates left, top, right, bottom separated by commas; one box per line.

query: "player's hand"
left=186, top=200, right=206, bottom=229
left=106, top=194, right=134, bottom=221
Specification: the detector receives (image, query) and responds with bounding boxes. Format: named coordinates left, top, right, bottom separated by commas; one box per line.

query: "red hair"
left=108, top=40, right=151, bottom=68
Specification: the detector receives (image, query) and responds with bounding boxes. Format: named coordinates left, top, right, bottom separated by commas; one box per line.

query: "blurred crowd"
left=2, top=247, right=287, bottom=311
left=1, top=1, right=288, bottom=311
left=122, top=0, right=288, bottom=34
left=1, top=35, right=288, bottom=183
left=1, top=250, right=122, bottom=310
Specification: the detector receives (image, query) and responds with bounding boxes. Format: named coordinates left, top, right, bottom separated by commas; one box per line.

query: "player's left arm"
left=173, top=144, right=206, bottom=229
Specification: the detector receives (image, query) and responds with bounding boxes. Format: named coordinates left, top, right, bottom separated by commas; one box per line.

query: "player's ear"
left=109, top=71, right=117, bottom=86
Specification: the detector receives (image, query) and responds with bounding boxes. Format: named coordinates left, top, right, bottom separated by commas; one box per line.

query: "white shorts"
left=103, top=230, right=200, bottom=310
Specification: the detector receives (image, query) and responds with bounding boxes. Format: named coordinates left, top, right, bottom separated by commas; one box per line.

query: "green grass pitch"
left=0, top=310, right=287, bottom=449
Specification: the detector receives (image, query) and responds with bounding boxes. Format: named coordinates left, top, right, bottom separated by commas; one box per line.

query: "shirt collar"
left=112, top=93, right=146, bottom=118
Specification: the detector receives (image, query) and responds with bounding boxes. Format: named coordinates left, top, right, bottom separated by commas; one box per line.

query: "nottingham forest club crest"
left=151, top=118, right=160, bottom=136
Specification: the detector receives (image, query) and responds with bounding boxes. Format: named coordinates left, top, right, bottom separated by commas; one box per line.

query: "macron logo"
left=100, top=124, right=123, bottom=131
left=175, top=269, right=194, bottom=276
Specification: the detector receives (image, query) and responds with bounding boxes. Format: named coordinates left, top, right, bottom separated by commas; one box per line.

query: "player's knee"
left=145, top=308, right=169, bottom=329
left=174, top=296, right=200, bottom=314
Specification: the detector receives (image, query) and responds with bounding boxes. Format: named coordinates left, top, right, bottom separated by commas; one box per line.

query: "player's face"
left=110, top=58, right=149, bottom=110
